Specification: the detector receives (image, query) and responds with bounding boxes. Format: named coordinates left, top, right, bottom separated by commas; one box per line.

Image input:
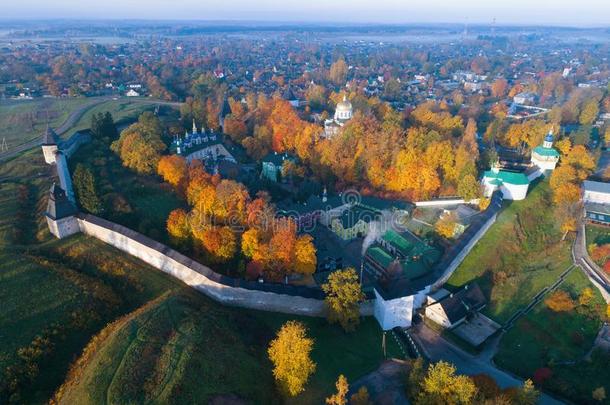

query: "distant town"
left=1, top=19, right=609, bottom=405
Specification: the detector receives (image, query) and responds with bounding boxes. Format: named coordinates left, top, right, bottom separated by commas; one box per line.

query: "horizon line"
left=1, top=18, right=609, bottom=30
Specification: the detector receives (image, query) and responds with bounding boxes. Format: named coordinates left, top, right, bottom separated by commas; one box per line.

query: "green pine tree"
left=73, top=164, right=102, bottom=214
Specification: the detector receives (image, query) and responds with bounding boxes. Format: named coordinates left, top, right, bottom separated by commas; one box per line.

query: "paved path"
left=411, top=324, right=565, bottom=405
left=0, top=96, right=113, bottom=162
left=573, top=222, right=610, bottom=303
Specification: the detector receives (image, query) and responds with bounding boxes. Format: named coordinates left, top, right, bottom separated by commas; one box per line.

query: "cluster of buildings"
left=583, top=180, right=610, bottom=225
left=483, top=129, right=560, bottom=200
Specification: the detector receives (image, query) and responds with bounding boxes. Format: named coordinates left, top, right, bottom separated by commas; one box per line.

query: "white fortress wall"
left=77, top=215, right=329, bottom=316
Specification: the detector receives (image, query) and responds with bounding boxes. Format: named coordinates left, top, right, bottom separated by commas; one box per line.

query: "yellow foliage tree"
left=294, top=234, right=317, bottom=276
left=322, top=268, right=365, bottom=332
left=157, top=155, right=187, bottom=188
left=417, top=361, right=477, bottom=405
left=351, top=386, right=373, bottom=405
left=326, top=375, right=349, bottom=405
left=435, top=214, right=457, bottom=239
left=268, top=321, right=316, bottom=397
left=545, top=290, right=575, bottom=312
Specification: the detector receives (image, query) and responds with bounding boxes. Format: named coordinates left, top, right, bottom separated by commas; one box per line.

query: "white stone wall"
left=42, top=145, right=58, bottom=164
left=77, top=216, right=327, bottom=316
left=373, top=287, right=429, bottom=330
left=500, top=183, right=528, bottom=200
left=424, top=303, right=451, bottom=328
left=47, top=216, right=80, bottom=239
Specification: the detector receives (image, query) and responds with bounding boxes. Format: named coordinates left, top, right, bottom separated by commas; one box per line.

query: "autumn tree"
left=457, top=174, right=480, bottom=201
left=416, top=361, right=477, bottom=405
left=592, top=386, right=606, bottom=402
left=511, top=379, right=539, bottom=405
left=268, top=321, right=316, bottom=397
left=157, top=155, right=187, bottom=188
left=351, top=386, right=373, bottom=405
left=223, top=115, right=248, bottom=142
left=322, top=268, right=365, bottom=332
left=578, top=287, right=595, bottom=306
left=167, top=208, right=190, bottom=244
left=195, top=226, right=236, bottom=263
left=579, top=99, right=599, bottom=126
left=491, top=78, right=508, bottom=98
left=294, top=234, right=317, bottom=276
left=326, top=375, right=349, bottom=405
left=329, top=58, right=348, bottom=86
left=73, top=164, right=102, bottom=214
left=407, top=358, right=426, bottom=400
left=545, top=290, right=575, bottom=312
left=111, top=112, right=166, bottom=174
left=435, top=213, right=457, bottom=239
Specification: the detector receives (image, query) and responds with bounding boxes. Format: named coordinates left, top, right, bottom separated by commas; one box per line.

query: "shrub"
left=545, top=290, right=575, bottom=312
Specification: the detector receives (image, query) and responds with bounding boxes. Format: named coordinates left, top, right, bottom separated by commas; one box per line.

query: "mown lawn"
left=495, top=269, right=608, bottom=404
left=446, top=180, right=573, bottom=323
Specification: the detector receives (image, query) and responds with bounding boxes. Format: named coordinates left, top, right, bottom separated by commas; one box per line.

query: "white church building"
left=483, top=129, right=560, bottom=201
left=323, top=95, right=353, bottom=138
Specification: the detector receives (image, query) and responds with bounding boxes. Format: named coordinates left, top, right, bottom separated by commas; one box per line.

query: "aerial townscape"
left=1, top=2, right=610, bottom=404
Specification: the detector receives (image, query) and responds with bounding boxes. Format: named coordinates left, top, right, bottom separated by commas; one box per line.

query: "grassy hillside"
left=1, top=135, right=401, bottom=404
left=56, top=290, right=400, bottom=405
left=446, top=179, right=609, bottom=404
left=446, top=181, right=573, bottom=323
left=495, top=269, right=608, bottom=404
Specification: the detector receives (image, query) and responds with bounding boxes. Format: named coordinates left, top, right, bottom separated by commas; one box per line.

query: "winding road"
left=0, top=97, right=182, bottom=163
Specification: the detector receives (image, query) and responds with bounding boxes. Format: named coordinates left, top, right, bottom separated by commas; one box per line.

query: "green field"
left=495, top=269, right=608, bottom=403
left=0, top=98, right=92, bottom=146
left=1, top=132, right=403, bottom=404
left=64, top=98, right=157, bottom=136
left=57, top=290, right=401, bottom=405
left=0, top=97, right=167, bottom=153
left=446, top=179, right=609, bottom=404
left=446, top=181, right=573, bottom=323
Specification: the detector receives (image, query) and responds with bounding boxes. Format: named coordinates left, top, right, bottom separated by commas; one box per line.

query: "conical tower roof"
left=46, top=183, right=77, bottom=220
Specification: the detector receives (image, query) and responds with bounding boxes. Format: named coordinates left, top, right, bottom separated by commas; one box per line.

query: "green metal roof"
left=532, top=146, right=560, bottom=158
left=367, top=246, right=394, bottom=268
left=382, top=230, right=413, bottom=256
left=484, top=170, right=530, bottom=186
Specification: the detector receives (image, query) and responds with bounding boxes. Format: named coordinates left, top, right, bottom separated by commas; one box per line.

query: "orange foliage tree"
left=157, top=155, right=187, bottom=188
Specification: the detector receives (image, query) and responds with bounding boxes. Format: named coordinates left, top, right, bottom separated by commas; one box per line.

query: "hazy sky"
left=3, top=0, right=610, bottom=26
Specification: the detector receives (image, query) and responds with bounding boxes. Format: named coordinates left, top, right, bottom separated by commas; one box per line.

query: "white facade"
left=42, top=144, right=58, bottom=164
left=583, top=180, right=610, bottom=204
left=47, top=215, right=80, bottom=239
left=483, top=177, right=529, bottom=201
left=531, top=156, right=558, bottom=172
left=323, top=95, right=353, bottom=139
left=373, top=287, right=429, bottom=330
